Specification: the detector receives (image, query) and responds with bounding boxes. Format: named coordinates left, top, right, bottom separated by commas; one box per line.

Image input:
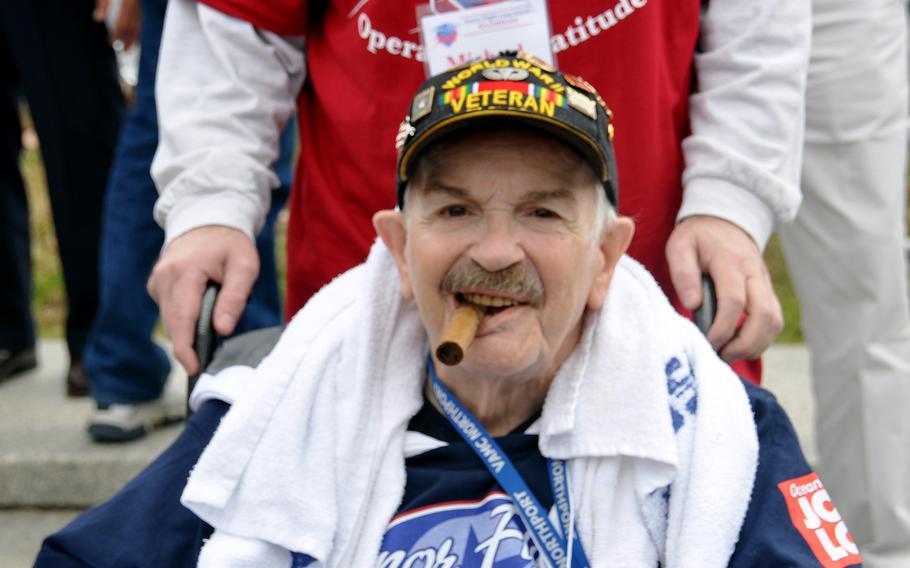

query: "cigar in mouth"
left=435, top=304, right=484, bottom=366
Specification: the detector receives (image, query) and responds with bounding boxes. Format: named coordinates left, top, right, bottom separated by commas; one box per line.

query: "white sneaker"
left=88, top=398, right=184, bottom=443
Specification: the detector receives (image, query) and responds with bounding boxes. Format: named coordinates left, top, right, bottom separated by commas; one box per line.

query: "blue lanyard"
left=428, top=357, right=590, bottom=568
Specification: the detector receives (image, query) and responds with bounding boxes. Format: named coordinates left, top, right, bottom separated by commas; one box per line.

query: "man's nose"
left=468, top=216, right=524, bottom=273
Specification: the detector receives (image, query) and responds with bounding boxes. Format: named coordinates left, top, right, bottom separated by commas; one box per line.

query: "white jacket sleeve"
left=151, top=0, right=306, bottom=245
left=678, top=0, right=811, bottom=249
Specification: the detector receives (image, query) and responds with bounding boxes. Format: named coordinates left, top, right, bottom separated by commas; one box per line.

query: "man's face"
left=376, top=128, right=633, bottom=380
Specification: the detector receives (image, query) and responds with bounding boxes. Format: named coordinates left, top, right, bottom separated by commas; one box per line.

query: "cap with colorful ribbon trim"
left=395, top=51, right=618, bottom=208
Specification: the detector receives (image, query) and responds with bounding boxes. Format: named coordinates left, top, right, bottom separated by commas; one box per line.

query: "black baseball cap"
left=395, top=51, right=618, bottom=208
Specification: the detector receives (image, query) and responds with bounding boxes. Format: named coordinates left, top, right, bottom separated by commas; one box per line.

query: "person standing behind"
left=83, top=0, right=296, bottom=442
left=147, top=0, right=809, bottom=385
left=0, top=0, right=125, bottom=394
left=779, top=1, right=910, bottom=564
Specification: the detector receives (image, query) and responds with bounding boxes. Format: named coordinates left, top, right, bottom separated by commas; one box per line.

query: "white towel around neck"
left=182, top=240, right=758, bottom=567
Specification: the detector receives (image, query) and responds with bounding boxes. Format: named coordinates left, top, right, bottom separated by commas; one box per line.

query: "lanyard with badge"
left=417, top=0, right=555, bottom=76
left=427, top=356, right=591, bottom=568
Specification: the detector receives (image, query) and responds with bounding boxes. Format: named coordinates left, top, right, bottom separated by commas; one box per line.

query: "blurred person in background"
left=779, top=1, right=910, bottom=564
left=84, top=0, right=297, bottom=443
left=0, top=0, right=125, bottom=395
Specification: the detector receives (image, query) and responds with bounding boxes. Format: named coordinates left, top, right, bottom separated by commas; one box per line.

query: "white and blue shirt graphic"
left=378, top=401, right=554, bottom=567
left=380, top=491, right=542, bottom=566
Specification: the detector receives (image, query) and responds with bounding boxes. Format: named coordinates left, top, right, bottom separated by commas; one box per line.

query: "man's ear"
left=587, top=217, right=635, bottom=309
left=373, top=209, right=413, bottom=299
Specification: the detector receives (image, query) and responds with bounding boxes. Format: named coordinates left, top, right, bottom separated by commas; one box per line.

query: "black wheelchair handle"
left=692, top=274, right=717, bottom=337
left=188, top=282, right=220, bottom=415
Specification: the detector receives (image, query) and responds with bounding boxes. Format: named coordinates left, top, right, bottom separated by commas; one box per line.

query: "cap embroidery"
left=516, top=50, right=555, bottom=73
left=410, top=86, right=435, bottom=123
left=566, top=86, right=597, bottom=120
left=439, top=82, right=567, bottom=117
left=481, top=67, right=529, bottom=81
left=441, top=57, right=564, bottom=94
left=395, top=120, right=416, bottom=152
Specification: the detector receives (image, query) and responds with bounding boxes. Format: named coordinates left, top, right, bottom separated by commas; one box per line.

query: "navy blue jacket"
left=36, top=381, right=861, bottom=567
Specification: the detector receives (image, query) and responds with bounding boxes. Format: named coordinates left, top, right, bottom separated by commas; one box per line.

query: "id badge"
left=418, top=0, right=554, bottom=77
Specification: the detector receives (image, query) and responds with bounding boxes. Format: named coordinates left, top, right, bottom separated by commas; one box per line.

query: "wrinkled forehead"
left=407, top=124, right=598, bottom=198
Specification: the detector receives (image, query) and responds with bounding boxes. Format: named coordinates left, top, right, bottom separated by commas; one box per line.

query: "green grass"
left=22, top=147, right=66, bottom=339
left=764, top=235, right=802, bottom=343
left=275, top=208, right=289, bottom=300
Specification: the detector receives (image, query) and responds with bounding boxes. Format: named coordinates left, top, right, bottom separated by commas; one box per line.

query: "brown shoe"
left=66, top=359, right=91, bottom=397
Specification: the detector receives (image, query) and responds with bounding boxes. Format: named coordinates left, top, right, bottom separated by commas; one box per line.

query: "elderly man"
left=38, top=55, right=856, bottom=567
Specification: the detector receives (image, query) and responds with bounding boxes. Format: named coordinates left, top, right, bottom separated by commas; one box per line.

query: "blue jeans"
left=84, top=0, right=295, bottom=405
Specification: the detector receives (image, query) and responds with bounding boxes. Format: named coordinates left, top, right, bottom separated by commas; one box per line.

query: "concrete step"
left=0, top=340, right=186, bottom=508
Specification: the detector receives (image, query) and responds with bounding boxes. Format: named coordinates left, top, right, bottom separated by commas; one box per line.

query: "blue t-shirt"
left=36, top=381, right=862, bottom=567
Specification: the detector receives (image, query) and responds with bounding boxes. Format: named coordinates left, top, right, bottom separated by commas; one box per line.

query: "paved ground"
left=0, top=339, right=815, bottom=567
left=2, top=510, right=80, bottom=567
left=0, top=340, right=186, bottom=567
left=0, top=341, right=186, bottom=509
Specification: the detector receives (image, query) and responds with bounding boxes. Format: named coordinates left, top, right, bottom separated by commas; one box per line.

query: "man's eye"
left=531, top=208, right=557, bottom=219
left=442, top=205, right=468, bottom=217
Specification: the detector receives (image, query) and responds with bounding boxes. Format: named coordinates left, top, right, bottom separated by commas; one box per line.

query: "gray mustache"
left=440, top=260, right=544, bottom=304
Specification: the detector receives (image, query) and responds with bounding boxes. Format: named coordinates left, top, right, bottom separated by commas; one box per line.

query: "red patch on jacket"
left=777, top=473, right=862, bottom=567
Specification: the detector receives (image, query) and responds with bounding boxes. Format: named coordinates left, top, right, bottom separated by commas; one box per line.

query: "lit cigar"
left=435, top=305, right=484, bottom=366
